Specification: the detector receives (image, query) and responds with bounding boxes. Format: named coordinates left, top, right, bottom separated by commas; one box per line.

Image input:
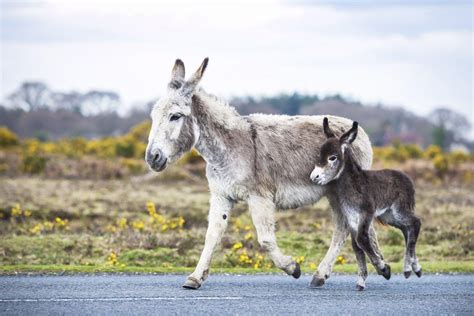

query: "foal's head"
left=310, top=117, right=359, bottom=185
left=145, top=58, right=208, bottom=172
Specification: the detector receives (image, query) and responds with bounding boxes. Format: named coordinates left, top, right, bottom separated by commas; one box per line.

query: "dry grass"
left=0, top=168, right=473, bottom=273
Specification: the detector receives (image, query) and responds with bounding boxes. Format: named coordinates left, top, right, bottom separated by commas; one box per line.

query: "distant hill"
left=1, top=82, right=472, bottom=150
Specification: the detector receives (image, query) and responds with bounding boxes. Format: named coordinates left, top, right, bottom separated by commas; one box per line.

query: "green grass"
left=1, top=178, right=473, bottom=275
left=1, top=261, right=473, bottom=275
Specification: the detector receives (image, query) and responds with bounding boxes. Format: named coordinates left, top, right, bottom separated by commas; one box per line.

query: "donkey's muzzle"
left=146, top=149, right=167, bottom=172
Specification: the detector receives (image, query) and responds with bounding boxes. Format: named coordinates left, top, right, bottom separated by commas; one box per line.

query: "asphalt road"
left=1, top=274, right=473, bottom=315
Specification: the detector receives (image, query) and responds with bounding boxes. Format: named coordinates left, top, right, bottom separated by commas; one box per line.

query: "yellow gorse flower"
left=11, top=204, right=22, bottom=217
left=232, top=242, right=243, bottom=251
left=131, top=220, right=145, bottom=231
left=107, top=251, right=119, bottom=265
left=295, top=256, right=305, bottom=264
left=117, top=218, right=128, bottom=230
left=336, top=255, right=346, bottom=265
left=29, top=223, right=43, bottom=235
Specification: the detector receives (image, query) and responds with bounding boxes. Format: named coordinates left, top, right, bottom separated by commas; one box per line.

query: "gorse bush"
left=0, top=120, right=472, bottom=181
left=0, top=127, right=19, bottom=147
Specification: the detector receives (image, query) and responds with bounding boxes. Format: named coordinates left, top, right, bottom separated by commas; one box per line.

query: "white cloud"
left=1, top=0, right=472, bottom=136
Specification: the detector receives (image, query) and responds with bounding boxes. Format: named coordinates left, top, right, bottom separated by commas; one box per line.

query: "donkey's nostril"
left=315, top=174, right=320, bottom=179
left=153, top=153, right=160, bottom=162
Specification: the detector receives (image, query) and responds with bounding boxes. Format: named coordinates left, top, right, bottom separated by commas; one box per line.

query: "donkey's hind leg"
left=249, top=195, right=300, bottom=278
left=351, top=232, right=368, bottom=291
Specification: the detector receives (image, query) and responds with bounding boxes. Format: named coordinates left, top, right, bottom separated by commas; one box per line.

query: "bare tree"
left=429, top=108, right=471, bottom=149
left=80, top=91, right=120, bottom=116
left=50, top=92, right=83, bottom=114
left=7, top=82, right=51, bottom=111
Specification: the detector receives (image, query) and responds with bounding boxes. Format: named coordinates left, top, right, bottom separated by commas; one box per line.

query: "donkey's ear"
left=340, top=121, right=358, bottom=144
left=323, top=117, right=336, bottom=139
left=168, top=59, right=185, bottom=90
left=182, top=57, right=209, bottom=96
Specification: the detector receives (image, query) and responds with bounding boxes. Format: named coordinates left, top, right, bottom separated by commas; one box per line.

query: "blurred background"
left=0, top=0, right=473, bottom=274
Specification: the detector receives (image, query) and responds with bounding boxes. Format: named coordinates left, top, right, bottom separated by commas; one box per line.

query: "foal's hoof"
left=379, top=264, right=391, bottom=280
left=310, top=275, right=325, bottom=288
left=182, top=277, right=201, bottom=289
left=292, top=262, right=301, bottom=279
left=404, top=271, right=412, bottom=279
left=415, top=268, right=422, bottom=278
left=355, top=284, right=365, bottom=291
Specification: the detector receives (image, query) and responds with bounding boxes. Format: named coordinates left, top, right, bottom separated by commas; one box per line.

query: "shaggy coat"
left=310, top=118, right=422, bottom=290
left=145, top=58, right=373, bottom=289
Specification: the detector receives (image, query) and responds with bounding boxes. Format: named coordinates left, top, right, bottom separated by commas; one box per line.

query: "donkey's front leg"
left=310, top=211, right=349, bottom=288
left=249, top=195, right=301, bottom=278
left=183, top=195, right=233, bottom=289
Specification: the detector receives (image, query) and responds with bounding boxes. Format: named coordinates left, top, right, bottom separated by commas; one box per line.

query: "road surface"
left=1, top=274, right=473, bottom=315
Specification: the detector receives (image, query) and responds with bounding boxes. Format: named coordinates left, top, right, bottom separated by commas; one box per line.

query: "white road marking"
left=0, top=296, right=242, bottom=303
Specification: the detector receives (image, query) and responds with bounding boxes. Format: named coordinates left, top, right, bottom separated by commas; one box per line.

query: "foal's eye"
left=328, top=156, right=337, bottom=162
left=169, top=113, right=183, bottom=121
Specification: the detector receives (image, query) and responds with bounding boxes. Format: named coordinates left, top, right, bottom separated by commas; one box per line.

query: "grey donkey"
left=310, top=117, right=422, bottom=290
left=145, top=58, right=373, bottom=289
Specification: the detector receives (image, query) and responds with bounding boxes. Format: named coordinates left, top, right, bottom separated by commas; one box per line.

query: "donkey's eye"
left=328, top=156, right=337, bottom=162
left=169, top=113, right=183, bottom=121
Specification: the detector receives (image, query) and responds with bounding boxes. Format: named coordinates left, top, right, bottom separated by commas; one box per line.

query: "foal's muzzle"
left=146, top=149, right=168, bottom=172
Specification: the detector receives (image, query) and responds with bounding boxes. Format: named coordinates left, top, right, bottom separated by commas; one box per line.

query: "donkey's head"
left=310, top=117, right=359, bottom=185
left=145, top=58, right=208, bottom=172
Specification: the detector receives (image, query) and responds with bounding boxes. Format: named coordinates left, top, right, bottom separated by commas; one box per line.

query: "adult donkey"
left=145, top=58, right=373, bottom=289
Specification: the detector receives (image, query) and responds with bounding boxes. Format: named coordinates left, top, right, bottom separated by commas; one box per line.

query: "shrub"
left=178, top=149, right=203, bottom=165
left=127, top=120, right=151, bottom=143
left=115, top=137, right=136, bottom=158
left=433, top=154, right=449, bottom=177
left=449, top=150, right=470, bottom=164
left=402, top=144, right=423, bottom=159
left=0, top=126, right=19, bottom=147
left=425, top=145, right=442, bottom=159
left=22, top=155, right=47, bottom=174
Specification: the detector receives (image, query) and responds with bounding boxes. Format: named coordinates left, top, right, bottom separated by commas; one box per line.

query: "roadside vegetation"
left=0, top=124, right=473, bottom=274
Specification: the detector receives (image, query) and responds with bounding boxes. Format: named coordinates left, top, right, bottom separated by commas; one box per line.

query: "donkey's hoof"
left=404, top=271, right=412, bottom=279
left=355, top=284, right=365, bottom=291
left=380, top=264, right=391, bottom=280
left=415, top=268, right=422, bottom=278
left=182, top=277, right=201, bottom=289
left=292, top=262, right=301, bottom=279
left=310, top=275, right=325, bottom=288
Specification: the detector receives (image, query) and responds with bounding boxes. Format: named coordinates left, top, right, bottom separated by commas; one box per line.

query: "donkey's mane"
left=194, top=88, right=247, bottom=130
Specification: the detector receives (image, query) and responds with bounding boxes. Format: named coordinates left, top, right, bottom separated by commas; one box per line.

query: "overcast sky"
left=1, top=0, right=473, bottom=131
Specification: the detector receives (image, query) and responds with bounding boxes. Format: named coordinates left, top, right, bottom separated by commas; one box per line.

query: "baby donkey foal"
left=310, top=118, right=422, bottom=290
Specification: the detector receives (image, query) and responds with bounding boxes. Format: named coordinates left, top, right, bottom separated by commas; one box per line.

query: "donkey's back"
left=245, top=114, right=373, bottom=209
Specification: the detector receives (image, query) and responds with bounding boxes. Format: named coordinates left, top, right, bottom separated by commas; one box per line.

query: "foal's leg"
left=249, top=195, right=300, bottom=278
left=356, top=212, right=391, bottom=280
left=183, top=195, right=233, bottom=289
left=405, top=215, right=422, bottom=277
left=311, top=210, right=349, bottom=287
left=351, top=231, right=368, bottom=291
left=399, top=225, right=413, bottom=278
left=369, top=225, right=384, bottom=261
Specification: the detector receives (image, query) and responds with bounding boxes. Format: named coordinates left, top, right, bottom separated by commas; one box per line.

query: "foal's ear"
left=168, top=59, right=186, bottom=90
left=340, top=121, right=358, bottom=144
left=182, top=57, right=209, bottom=96
left=323, top=117, right=336, bottom=139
